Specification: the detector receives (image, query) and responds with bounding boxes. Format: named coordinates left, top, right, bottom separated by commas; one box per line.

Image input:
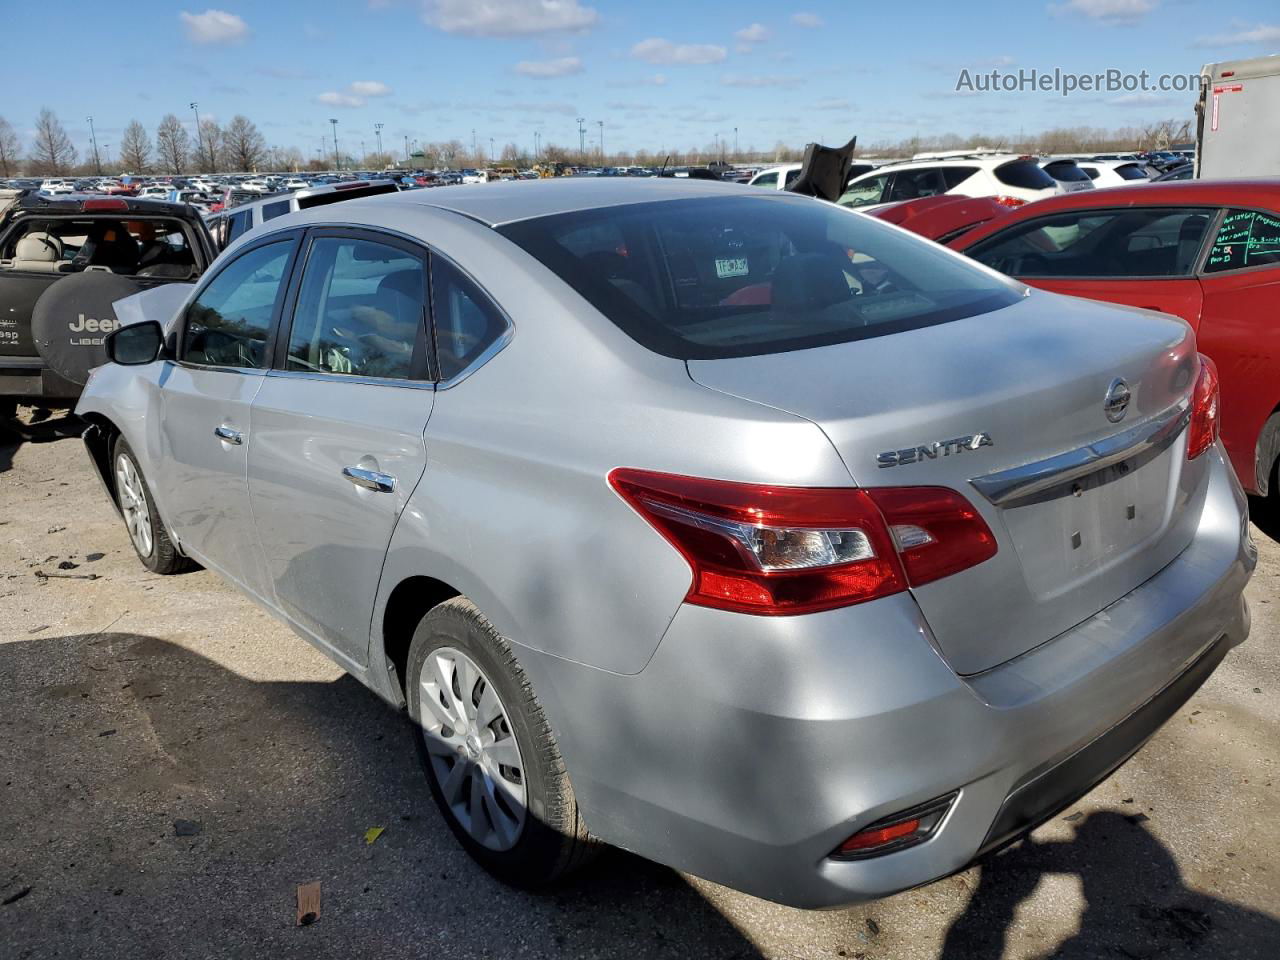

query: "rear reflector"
left=1187, top=353, right=1220, bottom=460
left=833, top=793, right=957, bottom=860
left=608, top=470, right=996, bottom=616
left=82, top=197, right=129, bottom=211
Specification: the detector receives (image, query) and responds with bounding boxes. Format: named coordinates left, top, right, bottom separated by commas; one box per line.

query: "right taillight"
left=608, top=469, right=997, bottom=616
left=1187, top=353, right=1220, bottom=460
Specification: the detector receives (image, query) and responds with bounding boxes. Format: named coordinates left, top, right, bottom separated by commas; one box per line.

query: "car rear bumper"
left=522, top=446, right=1254, bottom=908
left=0, top=356, right=80, bottom=402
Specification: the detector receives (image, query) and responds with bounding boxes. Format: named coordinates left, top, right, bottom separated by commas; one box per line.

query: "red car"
left=867, top=194, right=1014, bottom=245
left=941, top=180, right=1280, bottom=507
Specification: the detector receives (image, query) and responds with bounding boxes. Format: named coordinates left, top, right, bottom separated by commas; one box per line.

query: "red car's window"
left=966, top=207, right=1215, bottom=278
left=1204, top=209, right=1280, bottom=274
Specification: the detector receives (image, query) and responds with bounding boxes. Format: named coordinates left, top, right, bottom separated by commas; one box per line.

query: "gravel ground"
left=1, top=420, right=1278, bottom=960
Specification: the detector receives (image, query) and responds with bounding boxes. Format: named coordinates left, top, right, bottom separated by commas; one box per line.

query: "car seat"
left=9, top=232, right=71, bottom=273
left=772, top=254, right=852, bottom=316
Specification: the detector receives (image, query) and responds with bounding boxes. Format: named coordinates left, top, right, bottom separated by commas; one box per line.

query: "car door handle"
left=213, top=425, right=243, bottom=445
left=342, top=466, right=397, bottom=493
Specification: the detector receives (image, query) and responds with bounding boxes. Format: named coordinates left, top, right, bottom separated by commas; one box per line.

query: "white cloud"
left=815, top=98, right=851, bottom=111
left=349, top=80, right=392, bottom=97
left=721, top=73, right=800, bottom=88
left=733, top=22, right=771, bottom=51
left=515, top=56, right=584, bottom=77
left=423, top=0, right=598, bottom=36
left=1196, top=22, right=1280, bottom=47
left=180, top=9, right=249, bottom=44
left=791, top=12, right=823, bottom=28
left=317, top=91, right=364, bottom=108
left=631, top=37, right=727, bottom=65
left=1049, top=0, right=1156, bottom=24
left=735, top=23, right=771, bottom=43
left=1107, top=91, right=1180, bottom=106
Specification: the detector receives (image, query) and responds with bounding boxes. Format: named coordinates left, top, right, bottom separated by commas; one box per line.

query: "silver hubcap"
left=418, top=647, right=527, bottom=851
left=115, top=453, right=153, bottom=558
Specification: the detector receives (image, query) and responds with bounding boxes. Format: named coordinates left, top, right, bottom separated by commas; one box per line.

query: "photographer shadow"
left=940, top=810, right=1280, bottom=959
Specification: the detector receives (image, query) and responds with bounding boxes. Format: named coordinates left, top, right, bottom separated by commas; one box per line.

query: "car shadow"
left=940, top=810, right=1280, bottom=959
left=0, top=632, right=764, bottom=959
left=0, top=410, right=83, bottom=475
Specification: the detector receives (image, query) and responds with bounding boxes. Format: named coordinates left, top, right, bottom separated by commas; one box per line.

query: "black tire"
left=111, top=435, right=193, bottom=575
left=406, top=597, right=595, bottom=888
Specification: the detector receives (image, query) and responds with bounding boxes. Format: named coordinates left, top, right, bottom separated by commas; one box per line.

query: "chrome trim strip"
left=264, top=368, right=436, bottom=391
left=970, top=401, right=1191, bottom=506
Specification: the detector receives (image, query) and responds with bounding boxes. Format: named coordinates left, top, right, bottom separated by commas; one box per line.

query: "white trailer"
left=1197, top=54, right=1280, bottom=178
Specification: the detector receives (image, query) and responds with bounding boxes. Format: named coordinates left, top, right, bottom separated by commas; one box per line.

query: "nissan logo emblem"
left=1104, top=378, right=1131, bottom=423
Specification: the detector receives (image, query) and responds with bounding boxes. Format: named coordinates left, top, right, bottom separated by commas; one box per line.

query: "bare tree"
left=223, top=115, right=266, bottom=172
left=197, top=118, right=223, bottom=173
left=156, top=114, right=189, bottom=174
left=118, top=119, right=152, bottom=174
left=0, top=116, right=21, bottom=177
left=29, top=108, right=76, bottom=175
left=499, top=142, right=520, bottom=165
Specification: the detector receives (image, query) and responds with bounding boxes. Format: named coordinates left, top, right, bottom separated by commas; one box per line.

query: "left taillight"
left=1187, top=353, right=1220, bottom=460
left=608, top=469, right=997, bottom=616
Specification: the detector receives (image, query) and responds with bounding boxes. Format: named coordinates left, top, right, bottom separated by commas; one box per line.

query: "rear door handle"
left=342, top=466, right=396, bottom=493
left=213, top=425, right=243, bottom=445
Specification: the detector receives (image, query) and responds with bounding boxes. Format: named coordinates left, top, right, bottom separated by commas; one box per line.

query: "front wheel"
left=406, top=597, right=595, bottom=887
left=112, top=436, right=192, bottom=575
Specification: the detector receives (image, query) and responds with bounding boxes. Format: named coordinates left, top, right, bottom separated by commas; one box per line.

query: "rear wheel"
left=112, top=436, right=192, bottom=574
left=406, top=597, right=595, bottom=887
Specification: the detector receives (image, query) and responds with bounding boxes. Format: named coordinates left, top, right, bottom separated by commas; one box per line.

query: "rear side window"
left=784, top=168, right=801, bottom=186
left=430, top=257, right=509, bottom=380
left=994, top=161, right=1057, bottom=190
left=498, top=195, right=1021, bottom=360
left=286, top=236, right=425, bottom=379
left=967, top=207, right=1214, bottom=278
left=1042, top=161, right=1091, bottom=183
left=941, top=166, right=980, bottom=189
left=183, top=241, right=291, bottom=368
left=262, top=199, right=291, bottom=221
left=1204, top=209, right=1280, bottom=274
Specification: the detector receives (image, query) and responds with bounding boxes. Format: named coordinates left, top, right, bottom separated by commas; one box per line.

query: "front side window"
left=1204, top=209, right=1280, bottom=274
left=285, top=236, right=425, bottom=380
left=752, top=171, right=778, bottom=189
left=888, top=168, right=944, bottom=202
left=967, top=207, right=1214, bottom=278
left=226, top=210, right=253, bottom=245
left=430, top=257, right=508, bottom=380
left=182, top=241, right=291, bottom=368
left=498, top=195, right=1022, bottom=360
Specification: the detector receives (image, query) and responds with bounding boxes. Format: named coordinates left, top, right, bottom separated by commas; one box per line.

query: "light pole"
left=86, top=115, right=102, bottom=175
left=360, top=139, right=366, bottom=165
left=404, top=135, right=409, bottom=166
left=597, top=120, right=604, bottom=162
left=102, top=143, right=111, bottom=171
left=733, top=126, right=738, bottom=159
left=189, top=102, right=206, bottom=172
left=374, top=122, right=384, bottom=162
left=576, top=118, right=586, bottom=159
left=489, top=137, right=494, bottom=163
left=329, top=118, right=339, bottom=171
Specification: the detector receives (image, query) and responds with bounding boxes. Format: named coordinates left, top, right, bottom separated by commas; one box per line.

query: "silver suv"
left=78, top=179, right=1253, bottom=908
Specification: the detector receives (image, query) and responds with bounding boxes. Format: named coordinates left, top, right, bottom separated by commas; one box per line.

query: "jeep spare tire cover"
left=31, top=272, right=142, bottom=385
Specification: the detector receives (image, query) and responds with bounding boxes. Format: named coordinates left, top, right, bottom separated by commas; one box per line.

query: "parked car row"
left=58, top=176, right=1254, bottom=911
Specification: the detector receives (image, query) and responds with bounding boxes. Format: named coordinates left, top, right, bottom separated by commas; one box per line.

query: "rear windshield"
left=994, top=161, right=1057, bottom=190
left=497, top=195, right=1021, bottom=360
left=1042, top=161, right=1091, bottom=183
left=1115, top=164, right=1150, bottom=181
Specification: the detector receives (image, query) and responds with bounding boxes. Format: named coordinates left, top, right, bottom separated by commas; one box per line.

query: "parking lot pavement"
left=1, top=426, right=1278, bottom=960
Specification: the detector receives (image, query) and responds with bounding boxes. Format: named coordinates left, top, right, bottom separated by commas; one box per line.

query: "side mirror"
left=105, top=320, right=164, bottom=365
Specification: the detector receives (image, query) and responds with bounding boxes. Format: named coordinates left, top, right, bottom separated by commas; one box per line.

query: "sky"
left=2, top=0, right=1279, bottom=163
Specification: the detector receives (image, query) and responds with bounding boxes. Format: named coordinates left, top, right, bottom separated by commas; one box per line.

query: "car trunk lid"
left=687, top=291, right=1206, bottom=675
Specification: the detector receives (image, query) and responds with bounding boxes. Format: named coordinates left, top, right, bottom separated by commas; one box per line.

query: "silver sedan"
left=77, top=178, right=1254, bottom=908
